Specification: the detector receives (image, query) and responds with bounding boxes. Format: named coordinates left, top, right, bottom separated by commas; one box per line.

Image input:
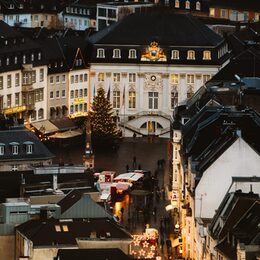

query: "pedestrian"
left=133, top=156, right=137, bottom=169
left=164, top=217, right=168, bottom=231
left=153, top=207, right=157, bottom=216
left=160, top=237, right=165, bottom=251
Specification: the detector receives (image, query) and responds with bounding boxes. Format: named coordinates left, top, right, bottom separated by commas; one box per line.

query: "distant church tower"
left=83, top=119, right=95, bottom=169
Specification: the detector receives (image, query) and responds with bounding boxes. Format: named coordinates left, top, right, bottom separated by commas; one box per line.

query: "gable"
left=61, top=194, right=111, bottom=219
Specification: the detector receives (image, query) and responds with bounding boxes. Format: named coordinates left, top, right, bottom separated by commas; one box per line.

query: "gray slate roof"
left=0, top=127, right=54, bottom=161
left=89, top=12, right=223, bottom=46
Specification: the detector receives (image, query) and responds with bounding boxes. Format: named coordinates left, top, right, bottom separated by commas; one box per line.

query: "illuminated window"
left=113, top=73, right=120, bottom=82
left=55, top=225, right=61, bottom=232
left=187, top=50, right=195, bottom=60
left=7, top=75, right=12, bottom=88
left=185, top=0, right=190, bottom=9
left=203, top=74, right=211, bottom=83
left=171, top=74, right=179, bottom=84
left=26, top=144, right=33, bottom=154
left=12, top=145, right=19, bottom=155
left=128, top=91, right=136, bottom=108
left=148, top=92, right=158, bottom=109
left=209, top=8, right=215, bottom=17
left=113, top=90, right=120, bottom=108
left=98, top=72, right=104, bottom=82
left=128, top=49, right=136, bottom=59
left=203, top=50, right=211, bottom=60
left=113, top=49, right=121, bottom=58
left=40, top=69, right=44, bottom=82
left=187, top=74, right=194, bottom=84
left=171, top=50, right=179, bottom=60
left=62, top=225, right=69, bottom=232
left=175, top=0, right=180, bottom=8
left=196, top=1, right=200, bottom=10
left=97, top=48, right=105, bottom=58
left=15, top=73, right=20, bottom=87
left=0, top=145, right=4, bottom=155
left=129, top=73, right=136, bottom=82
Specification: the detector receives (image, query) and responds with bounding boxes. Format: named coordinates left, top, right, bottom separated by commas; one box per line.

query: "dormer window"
left=203, top=50, right=211, bottom=60
left=38, top=52, right=41, bottom=60
left=113, top=49, right=121, bottom=59
left=24, top=141, right=33, bottom=154
left=6, top=57, right=9, bottom=65
left=41, top=4, right=44, bottom=9
left=23, top=55, right=26, bottom=64
left=31, top=53, right=34, bottom=61
left=19, top=4, right=23, bottom=9
left=14, top=56, right=17, bottom=64
left=5, top=40, right=8, bottom=45
left=185, top=1, right=190, bottom=9
left=9, top=4, right=14, bottom=9
left=10, top=142, right=19, bottom=155
left=187, top=50, right=195, bottom=60
left=97, top=48, right=105, bottom=58
left=60, top=61, right=63, bottom=67
left=171, top=50, right=179, bottom=60
left=128, top=49, right=136, bottom=59
left=0, top=144, right=5, bottom=155
left=196, top=1, right=201, bottom=10
left=175, top=0, right=180, bottom=8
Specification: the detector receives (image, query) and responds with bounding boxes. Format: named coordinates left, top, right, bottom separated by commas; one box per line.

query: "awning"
left=31, top=120, right=59, bottom=134
left=100, top=192, right=110, bottom=200
left=48, top=129, right=82, bottom=139
left=114, top=172, right=144, bottom=182
left=172, top=237, right=182, bottom=248
left=50, top=117, right=77, bottom=131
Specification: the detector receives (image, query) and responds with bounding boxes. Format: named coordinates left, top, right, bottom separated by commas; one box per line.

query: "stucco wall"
left=195, top=138, right=260, bottom=219
left=0, top=235, right=15, bottom=260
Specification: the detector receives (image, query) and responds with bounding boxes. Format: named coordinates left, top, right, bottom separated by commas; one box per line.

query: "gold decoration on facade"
left=141, top=41, right=167, bottom=62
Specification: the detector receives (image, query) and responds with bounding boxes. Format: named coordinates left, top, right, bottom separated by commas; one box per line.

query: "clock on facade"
left=151, top=75, right=156, bottom=81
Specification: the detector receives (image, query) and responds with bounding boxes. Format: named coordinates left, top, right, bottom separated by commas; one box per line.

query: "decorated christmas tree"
left=89, top=87, right=119, bottom=150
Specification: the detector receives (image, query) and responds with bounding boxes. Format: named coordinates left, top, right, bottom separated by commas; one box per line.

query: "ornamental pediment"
left=141, top=41, right=167, bottom=62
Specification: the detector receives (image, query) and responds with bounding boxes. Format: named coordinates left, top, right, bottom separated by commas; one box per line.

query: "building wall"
left=90, top=64, right=219, bottom=137
left=68, top=69, right=89, bottom=118
left=0, top=64, right=48, bottom=123
left=195, top=138, right=260, bottom=219
left=77, top=239, right=131, bottom=255
left=47, top=73, right=68, bottom=119
left=0, top=235, right=15, bottom=260
left=0, top=159, right=52, bottom=172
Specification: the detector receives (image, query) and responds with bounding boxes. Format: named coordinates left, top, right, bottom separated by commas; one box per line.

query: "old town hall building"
left=86, top=12, right=230, bottom=137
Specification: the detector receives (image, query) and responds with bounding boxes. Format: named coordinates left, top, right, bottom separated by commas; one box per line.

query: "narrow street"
left=50, top=136, right=176, bottom=259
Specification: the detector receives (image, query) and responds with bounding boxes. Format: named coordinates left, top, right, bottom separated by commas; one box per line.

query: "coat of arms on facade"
left=141, top=41, right=167, bottom=62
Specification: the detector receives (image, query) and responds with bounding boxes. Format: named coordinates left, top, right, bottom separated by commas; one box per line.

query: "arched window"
left=128, top=49, right=136, bottom=59
left=187, top=50, right=195, bottom=60
left=196, top=1, right=201, bottom=10
left=113, top=49, right=121, bottom=58
left=38, top=108, right=44, bottom=119
left=185, top=0, right=190, bottom=9
left=98, top=72, right=104, bottom=82
left=171, top=50, right=179, bottom=60
left=97, top=48, right=105, bottom=58
left=203, top=50, right=211, bottom=60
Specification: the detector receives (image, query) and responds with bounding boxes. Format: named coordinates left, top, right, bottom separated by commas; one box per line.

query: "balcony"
left=22, top=85, right=34, bottom=92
